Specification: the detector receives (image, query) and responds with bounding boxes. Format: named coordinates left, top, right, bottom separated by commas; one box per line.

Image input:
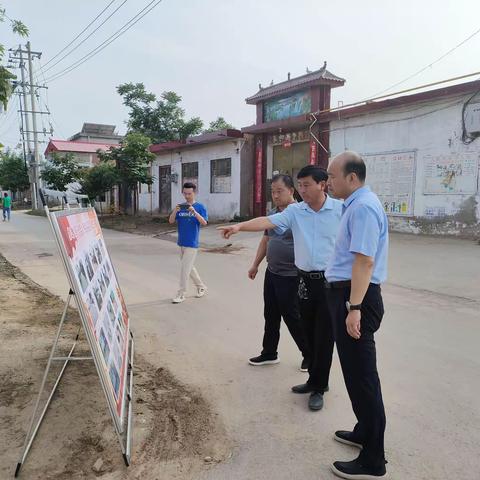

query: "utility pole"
left=18, top=47, right=35, bottom=205
left=18, top=48, right=33, bottom=154
left=8, top=43, right=49, bottom=210
left=27, top=42, right=41, bottom=210
left=17, top=91, right=28, bottom=170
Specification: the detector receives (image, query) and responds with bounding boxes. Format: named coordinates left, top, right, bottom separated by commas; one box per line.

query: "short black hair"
left=271, top=173, right=295, bottom=189
left=343, top=158, right=366, bottom=182
left=182, top=182, right=197, bottom=191
left=297, top=165, right=328, bottom=183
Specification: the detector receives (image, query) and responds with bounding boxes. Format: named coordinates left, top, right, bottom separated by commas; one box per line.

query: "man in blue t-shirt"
left=168, top=182, right=208, bottom=304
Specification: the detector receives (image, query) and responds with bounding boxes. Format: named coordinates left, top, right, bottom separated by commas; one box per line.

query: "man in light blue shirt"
left=219, top=165, right=342, bottom=412
left=325, top=151, right=388, bottom=480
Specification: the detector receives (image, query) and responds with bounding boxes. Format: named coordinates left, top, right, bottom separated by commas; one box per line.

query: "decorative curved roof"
left=246, top=64, right=345, bottom=105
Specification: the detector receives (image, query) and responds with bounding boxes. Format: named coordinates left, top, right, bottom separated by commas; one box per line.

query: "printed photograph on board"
left=86, top=291, right=99, bottom=327
left=99, top=328, right=110, bottom=364
left=84, top=254, right=94, bottom=281
left=75, top=260, right=89, bottom=293
left=109, top=364, right=121, bottom=399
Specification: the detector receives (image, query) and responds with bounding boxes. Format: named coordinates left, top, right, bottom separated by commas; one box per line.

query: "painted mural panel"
left=264, top=90, right=311, bottom=122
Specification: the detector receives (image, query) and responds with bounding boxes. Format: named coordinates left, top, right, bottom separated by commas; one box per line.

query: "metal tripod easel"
left=14, top=194, right=134, bottom=477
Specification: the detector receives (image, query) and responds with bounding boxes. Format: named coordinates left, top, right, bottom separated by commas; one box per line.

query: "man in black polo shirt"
left=247, top=174, right=310, bottom=371
left=219, top=166, right=343, bottom=411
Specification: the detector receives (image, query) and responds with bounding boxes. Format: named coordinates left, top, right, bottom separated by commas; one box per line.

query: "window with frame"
left=210, top=158, right=231, bottom=193
left=182, top=162, right=199, bottom=190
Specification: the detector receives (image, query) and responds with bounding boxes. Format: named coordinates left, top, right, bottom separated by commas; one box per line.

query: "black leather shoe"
left=331, top=458, right=387, bottom=479
left=291, top=383, right=329, bottom=394
left=308, top=392, right=324, bottom=411
left=334, top=430, right=363, bottom=449
left=291, top=383, right=313, bottom=394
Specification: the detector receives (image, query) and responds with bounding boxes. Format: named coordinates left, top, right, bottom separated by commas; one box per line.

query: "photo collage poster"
left=51, top=208, right=129, bottom=425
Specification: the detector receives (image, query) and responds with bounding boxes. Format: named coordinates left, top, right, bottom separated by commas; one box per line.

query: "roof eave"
left=246, top=79, right=345, bottom=105
left=150, top=129, right=243, bottom=154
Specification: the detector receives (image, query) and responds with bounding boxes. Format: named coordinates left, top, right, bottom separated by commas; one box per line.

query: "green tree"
left=41, top=152, right=83, bottom=192
left=0, top=149, right=29, bottom=192
left=117, top=83, right=203, bottom=143
left=77, top=163, right=119, bottom=215
left=98, top=132, right=155, bottom=214
left=203, top=116, right=236, bottom=133
left=0, top=6, right=28, bottom=109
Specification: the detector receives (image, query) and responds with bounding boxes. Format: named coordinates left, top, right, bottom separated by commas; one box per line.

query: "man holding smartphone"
left=169, top=182, right=208, bottom=304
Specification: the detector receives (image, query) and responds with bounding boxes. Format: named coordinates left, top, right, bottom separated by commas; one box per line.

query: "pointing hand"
left=217, top=224, right=241, bottom=239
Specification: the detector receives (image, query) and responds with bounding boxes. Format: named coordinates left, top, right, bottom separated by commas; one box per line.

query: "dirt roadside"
left=0, top=254, right=231, bottom=480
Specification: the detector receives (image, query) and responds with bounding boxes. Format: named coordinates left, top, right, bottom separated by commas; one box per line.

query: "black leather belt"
left=298, top=269, right=325, bottom=280
left=324, top=280, right=352, bottom=289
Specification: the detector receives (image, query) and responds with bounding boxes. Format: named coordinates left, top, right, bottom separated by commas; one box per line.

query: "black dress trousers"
left=298, top=275, right=334, bottom=392
left=261, top=269, right=309, bottom=360
left=326, top=283, right=386, bottom=469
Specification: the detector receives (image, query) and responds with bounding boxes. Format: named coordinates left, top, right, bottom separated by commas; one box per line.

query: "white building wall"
left=330, top=94, right=480, bottom=227
left=138, top=140, right=242, bottom=220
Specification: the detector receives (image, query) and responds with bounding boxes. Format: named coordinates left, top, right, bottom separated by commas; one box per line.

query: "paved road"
left=1, top=212, right=479, bottom=480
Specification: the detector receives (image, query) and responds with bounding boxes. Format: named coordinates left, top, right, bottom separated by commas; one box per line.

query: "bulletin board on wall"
left=423, top=152, right=479, bottom=195
left=363, top=151, right=416, bottom=216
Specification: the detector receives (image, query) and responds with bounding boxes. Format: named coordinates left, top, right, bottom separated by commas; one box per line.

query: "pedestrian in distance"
left=168, top=182, right=208, bottom=304
left=325, top=151, right=389, bottom=479
left=247, top=174, right=310, bottom=371
left=218, top=165, right=342, bottom=412
left=2, top=192, right=12, bottom=222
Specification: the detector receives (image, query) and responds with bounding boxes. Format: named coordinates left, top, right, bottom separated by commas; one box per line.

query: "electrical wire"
left=0, top=102, right=17, bottom=132
left=0, top=103, right=21, bottom=148
left=316, top=71, right=480, bottom=116
left=41, top=0, right=129, bottom=75
left=461, top=89, right=480, bottom=144
left=44, top=0, right=162, bottom=84
left=40, top=0, right=117, bottom=69
left=320, top=97, right=466, bottom=134
left=17, top=90, right=28, bottom=164
left=0, top=80, right=20, bottom=127
left=34, top=58, right=65, bottom=139
left=368, top=26, right=480, bottom=99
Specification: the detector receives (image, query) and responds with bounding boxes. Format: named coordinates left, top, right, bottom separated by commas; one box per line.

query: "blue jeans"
left=3, top=207, right=10, bottom=220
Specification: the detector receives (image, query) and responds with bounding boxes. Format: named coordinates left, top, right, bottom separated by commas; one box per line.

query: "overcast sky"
left=1, top=0, right=479, bottom=151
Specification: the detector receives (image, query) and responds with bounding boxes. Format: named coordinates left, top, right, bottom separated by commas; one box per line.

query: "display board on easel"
left=15, top=204, right=134, bottom=477
left=50, top=208, right=130, bottom=428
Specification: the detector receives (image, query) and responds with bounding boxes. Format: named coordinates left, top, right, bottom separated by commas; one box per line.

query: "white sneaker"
left=172, top=293, right=185, bottom=304
left=196, top=287, right=207, bottom=298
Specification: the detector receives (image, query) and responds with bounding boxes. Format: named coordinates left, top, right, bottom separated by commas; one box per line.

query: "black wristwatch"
left=346, top=301, right=362, bottom=312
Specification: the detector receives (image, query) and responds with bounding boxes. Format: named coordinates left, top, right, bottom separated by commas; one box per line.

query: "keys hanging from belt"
left=298, top=277, right=309, bottom=300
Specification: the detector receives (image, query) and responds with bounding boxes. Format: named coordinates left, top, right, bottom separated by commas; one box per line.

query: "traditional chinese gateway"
left=242, top=63, right=345, bottom=215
